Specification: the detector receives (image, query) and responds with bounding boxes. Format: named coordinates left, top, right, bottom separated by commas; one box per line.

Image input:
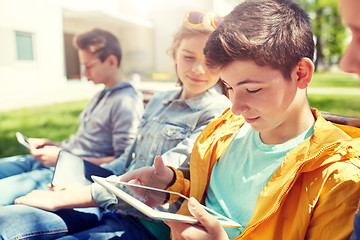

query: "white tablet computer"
left=92, top=176, right=241, bottom=228
left=51, top=150, right=113, bottom=187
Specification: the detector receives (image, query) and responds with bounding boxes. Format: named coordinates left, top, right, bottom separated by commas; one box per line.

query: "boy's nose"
left=231, top=104, right=250, bottom=116
left=231, top=95, right=250, bottom=116
left=339, top=41, right=360, bottom=77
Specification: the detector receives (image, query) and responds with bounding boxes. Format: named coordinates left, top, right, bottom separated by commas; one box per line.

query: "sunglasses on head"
left=184, top=11, right=224, bottom=29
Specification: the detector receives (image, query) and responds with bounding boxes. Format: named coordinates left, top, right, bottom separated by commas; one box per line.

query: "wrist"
left=162, top=167, right=177, bottom=204
left=52, top=190, right=65, bottom=211
left=166, top=166, right=177, bottom=189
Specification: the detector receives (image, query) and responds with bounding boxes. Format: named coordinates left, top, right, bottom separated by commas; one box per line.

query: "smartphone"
left=16, top=132, right=33, bottom=150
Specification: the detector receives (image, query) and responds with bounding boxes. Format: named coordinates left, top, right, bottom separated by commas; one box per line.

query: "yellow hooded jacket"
left=168, top=108, right=360, bottom=239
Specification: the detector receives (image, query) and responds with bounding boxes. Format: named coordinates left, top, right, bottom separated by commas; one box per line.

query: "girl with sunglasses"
left=0, top=11, right=230, bottom=240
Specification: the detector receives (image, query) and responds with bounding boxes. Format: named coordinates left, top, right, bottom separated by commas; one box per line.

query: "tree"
left=296, top=0, right=347, bottom=71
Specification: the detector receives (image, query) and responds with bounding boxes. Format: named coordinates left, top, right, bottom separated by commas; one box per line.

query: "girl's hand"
left=15, top=185, right=96, bottom=211
left=15, top=190, right=62, bottom=211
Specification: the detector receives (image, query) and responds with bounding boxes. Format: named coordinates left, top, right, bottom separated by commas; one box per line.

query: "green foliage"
left=296, top=0, right=347, bottom=70
left=0, top=100, right=88, bottom=158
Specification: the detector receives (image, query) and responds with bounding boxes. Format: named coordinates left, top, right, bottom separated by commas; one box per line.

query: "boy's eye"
left=247, top=88, right=261, bottom=94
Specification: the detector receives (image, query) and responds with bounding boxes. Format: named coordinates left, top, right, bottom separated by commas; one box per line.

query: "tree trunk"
left=315, top=8, right=324, bottom=71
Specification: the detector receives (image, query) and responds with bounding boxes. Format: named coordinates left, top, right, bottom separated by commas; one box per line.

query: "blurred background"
left=1, top=0, right=359, bottom=157
left=0, top=0, right=358, bottom=110
left=0, top=0, right=236, bottom=111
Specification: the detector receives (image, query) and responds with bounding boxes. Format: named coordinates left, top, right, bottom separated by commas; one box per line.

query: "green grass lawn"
left=0, top=100, right=88, bottom=158
left=0, top=71, right=359, bottom=158
left=308, top=72, right=360, bottom=115
left=308, top=94, right=360, bottom=116
left=309, top=72, right=360, bottom=88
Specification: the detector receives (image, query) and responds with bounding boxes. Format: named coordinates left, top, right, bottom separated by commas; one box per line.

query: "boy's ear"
left=292, top=58, right=314, bottom=89
left=106, top=55, right=119, bottom=67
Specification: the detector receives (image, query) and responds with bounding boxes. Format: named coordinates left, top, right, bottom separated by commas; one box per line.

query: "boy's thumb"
left=188, top=197, right=227, bottom=237
left=154, top=155, right=166, bottom=175
left=188, top=197, right=207, bottom=219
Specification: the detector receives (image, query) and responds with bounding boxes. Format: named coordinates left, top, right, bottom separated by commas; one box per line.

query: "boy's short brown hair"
left=73, top=28, right=122, bottom=67
left=204, top=0, right=314, bottom=79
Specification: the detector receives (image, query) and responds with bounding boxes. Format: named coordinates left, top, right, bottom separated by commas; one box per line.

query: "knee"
left=0, top=155, right=37, bottom=179
left=0, top=205, right=33, bottom=238
left=0, top=205, right=68, bottom=239
left=0, top=204, right=33, bottom=220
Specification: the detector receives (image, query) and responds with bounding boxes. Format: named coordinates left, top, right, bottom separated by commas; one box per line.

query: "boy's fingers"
left=188, top=197, right=208, bottom=219
left=164, top=220, right=194, bottom=238
left=188, top=197, right=222, bottom=234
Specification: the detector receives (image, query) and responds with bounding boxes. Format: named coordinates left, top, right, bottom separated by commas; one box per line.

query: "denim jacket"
left=93, top=84, right=231, bottom=209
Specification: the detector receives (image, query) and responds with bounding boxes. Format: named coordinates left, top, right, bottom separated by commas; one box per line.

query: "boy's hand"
left=165, top=197, right=229, bottom=240
left=30, top=145, right=60, bottom=167
left=120, top=155, right=174, bottom=190
left=28, top=138, right=56, bottom=149
left=120, top=156, right=176, bottom=208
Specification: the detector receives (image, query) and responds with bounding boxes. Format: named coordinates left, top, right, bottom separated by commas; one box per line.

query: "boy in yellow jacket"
left=122, top=0, right=360, bottom=239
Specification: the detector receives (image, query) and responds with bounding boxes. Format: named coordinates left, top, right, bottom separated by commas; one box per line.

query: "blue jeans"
left=0, top=155, right=53, bottom=205
left=0, top=205, right=158, bottom=240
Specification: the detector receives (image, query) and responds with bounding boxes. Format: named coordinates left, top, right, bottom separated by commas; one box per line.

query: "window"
left=15, top=31, right=34, bottom=60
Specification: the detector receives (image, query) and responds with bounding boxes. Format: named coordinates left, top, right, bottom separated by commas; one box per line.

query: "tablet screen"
left=92, top=176, right=241, bottom=228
